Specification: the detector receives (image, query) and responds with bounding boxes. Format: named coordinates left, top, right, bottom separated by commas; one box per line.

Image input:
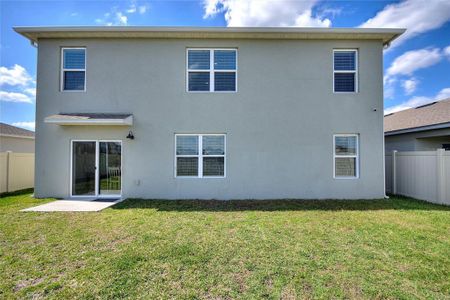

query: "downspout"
left=382, top=41, right=390, bottom=199
left=383, top=116, right=389, bottom=199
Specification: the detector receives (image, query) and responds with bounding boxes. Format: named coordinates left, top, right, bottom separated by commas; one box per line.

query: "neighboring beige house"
left=0, top=123, right=35, bottom=153
left=15, top=26, right=404, bottom=200
left=384, top=99, right=450, bottom=152
left=0, top=123, right=35, bottom=193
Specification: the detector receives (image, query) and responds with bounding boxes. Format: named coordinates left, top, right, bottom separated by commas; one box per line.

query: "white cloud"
left=317, top=6, right=342, bottom=19
left=386, top=48, right=442, bottom=77
left=436, top=88, right=450, bottom=100
left=0, top=64, right=33, bottom=87
left=116, top=12, right=128, bottom=25
left=0, top=65, right=36, bottom=104
left=203, top=0, right=331, bottom=27
left=96, top=8, right=128, bottom=26
left=384, top=77, right=396, bottom=99
left=295, top=9, right=331, bottom=27
left=401, top=78, right=418, bottom=95
left=12, top=121, right=35, bottom=131
left=97, top=2, right=148, bottom=25
left=125, top=2, right=148, bottom=14
left=384, top=47, right=447, bottom=98
left=24, top=87, right=36, bottom=97
left=360, top=0, right=450, bottom=48
left=0, top=91, right=33, bottom=103
left=126, top=4, right=137, bottom=13
left=138, top=5, right=148, bottom=14
left=204, top=0, right=220, bottom=17
left=385, top=87, right=450, bottom=114
left=444, top=45, right=450, bottom=60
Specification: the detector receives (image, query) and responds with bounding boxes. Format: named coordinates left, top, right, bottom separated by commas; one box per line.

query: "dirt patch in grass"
left=14, top=278, right=44, bottom=292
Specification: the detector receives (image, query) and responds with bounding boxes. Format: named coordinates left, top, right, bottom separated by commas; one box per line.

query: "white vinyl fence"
left=386, top=149, right=450, bottom=205
left=0, top=152, right=34, bottom=194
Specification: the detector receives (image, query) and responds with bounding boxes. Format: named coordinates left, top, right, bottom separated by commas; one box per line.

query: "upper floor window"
left=333, top=49, right=357, bottom=93
left=61, top=48, right=86, bottom=91
left=187, top=49, right=237, bottom=92
left=333, top=134, right=359, bottom=179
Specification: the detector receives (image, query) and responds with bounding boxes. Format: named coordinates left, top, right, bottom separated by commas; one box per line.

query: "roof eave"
left=13, top=26, right=406, bottom=46
left=385, top=122, right=450, bottom=136
left=0, top=133, right=35, bottom=139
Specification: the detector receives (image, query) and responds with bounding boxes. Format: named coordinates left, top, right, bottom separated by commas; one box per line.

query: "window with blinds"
left=62, top=48, right=86, bottom=91
left=175, top=134, right=226, bottom=177
left=187, top=49, right=237, bottom=92
left=333, top=50, right=357, bottom=93
left=334, top=134, right=359, bottom=178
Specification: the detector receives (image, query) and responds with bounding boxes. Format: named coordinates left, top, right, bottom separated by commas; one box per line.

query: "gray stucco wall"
left=385, top=128, right=450, bottom=152
left=0, top=136, right=35, bottom=153
left=35, top=38, right=385, bottom=199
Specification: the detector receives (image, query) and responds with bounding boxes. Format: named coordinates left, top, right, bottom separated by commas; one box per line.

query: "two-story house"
left=16, top=26, right=404, bottom=200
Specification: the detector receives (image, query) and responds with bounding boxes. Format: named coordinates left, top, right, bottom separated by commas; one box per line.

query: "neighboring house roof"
left=44, top=113, right=133, bottom=126
left=0, top=123, right=35, bottom=139
left=14, top=26, right=405, bottom=46
left=384, top=98, right=450, bottom=135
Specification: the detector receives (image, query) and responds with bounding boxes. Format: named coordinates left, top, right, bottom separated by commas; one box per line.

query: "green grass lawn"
left=1, top=192, right=449, bottom=299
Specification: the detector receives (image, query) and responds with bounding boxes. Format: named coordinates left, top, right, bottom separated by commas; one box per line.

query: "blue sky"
left=1, top=0, right=449, bottom=131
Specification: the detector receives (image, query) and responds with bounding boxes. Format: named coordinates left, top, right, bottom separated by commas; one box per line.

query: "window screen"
left=334, top=73, right=356, bottom=92
left=188, top=50, right=210, bottom=70
left=214, top=72, right=236, bottom=91
left=188, top=72, right=210, bottom=91
left=63, top=71, right=85, bottom=91
left=176, top=134, right=226, bottom=177
left=62, top=48, right=86, bottom=91
left=214, top=50, right=236, bottom=70
left=334, top=51, right=356, bottom=71
left=333, top=50, right=357, bottom=93
left=334, top=135, right=359, bottom=178
left=187, top=49, right=237, bottom=92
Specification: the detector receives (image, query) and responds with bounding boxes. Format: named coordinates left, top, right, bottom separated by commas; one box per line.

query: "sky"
left=1, top=0, right=450, bottom=131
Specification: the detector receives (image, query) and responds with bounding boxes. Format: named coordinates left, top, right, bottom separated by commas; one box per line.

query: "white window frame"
left=61, top=47, right=86, bottom=92
left=175, top=134, right=226, bottom=178
left=186, top=48, right=237, bottom=93
left=70, top=139, right=123, bottom=198
left=333, top=134, right=359, bottom=179
left=333, top=49, right=358, bottom=93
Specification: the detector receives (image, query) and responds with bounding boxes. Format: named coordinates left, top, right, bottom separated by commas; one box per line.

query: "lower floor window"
left=175, top=134, right=226, bottom=178
left=334, top=134, right=359, bottom=178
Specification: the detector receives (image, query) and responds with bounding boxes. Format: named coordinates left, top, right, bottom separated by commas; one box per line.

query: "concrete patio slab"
left=21, top=200, right=120, bottom=212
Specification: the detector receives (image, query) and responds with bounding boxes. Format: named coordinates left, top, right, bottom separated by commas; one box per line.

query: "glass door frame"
left=70, top=139, right=122, bottom=199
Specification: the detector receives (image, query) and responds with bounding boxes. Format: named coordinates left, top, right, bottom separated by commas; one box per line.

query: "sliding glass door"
left=72, top=141, right=96, bottom=196
left=71, top=141, right=122, bottom=198
left=99, top=142, right=122, bottom=196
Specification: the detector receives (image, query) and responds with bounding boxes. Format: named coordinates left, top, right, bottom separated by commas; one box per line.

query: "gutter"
left=13, top=26, right=406, bottom=46
left=383, top=28, right=406, bottom=49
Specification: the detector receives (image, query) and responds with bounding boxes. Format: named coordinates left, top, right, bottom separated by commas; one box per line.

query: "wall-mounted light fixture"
left=126, top=131, right=134, bottom=140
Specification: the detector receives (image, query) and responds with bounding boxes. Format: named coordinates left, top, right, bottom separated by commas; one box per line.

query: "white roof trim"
left=14, top=26, right=405, bottom=46
left=44, top=115, right=133, bottom=126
